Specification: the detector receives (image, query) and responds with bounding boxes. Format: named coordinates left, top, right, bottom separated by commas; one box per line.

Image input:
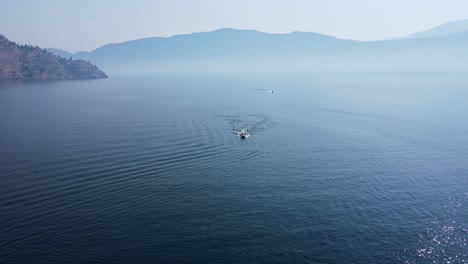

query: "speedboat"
left=239, top=130, right=250, bottom=139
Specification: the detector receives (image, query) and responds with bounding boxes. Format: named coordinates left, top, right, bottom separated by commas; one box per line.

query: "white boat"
left=239, top=130, right=250, bottom=139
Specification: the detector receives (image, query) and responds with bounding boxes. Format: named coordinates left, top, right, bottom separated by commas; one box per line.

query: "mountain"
left=406, top=19, right=468, bottom=39
left=45, top=48, right=74, bottom=59
left=55, top=27, right=468, bottom=74
left=0, top=35, right=107, bottom=80
left=80, top=29, right=356, bottom=60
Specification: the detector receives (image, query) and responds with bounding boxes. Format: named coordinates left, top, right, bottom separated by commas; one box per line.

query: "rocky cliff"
left=0, top=35, right=107, bottom=80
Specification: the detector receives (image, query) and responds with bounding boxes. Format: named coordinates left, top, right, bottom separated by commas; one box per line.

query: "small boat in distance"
left=239, top=129, right=250, bottom=139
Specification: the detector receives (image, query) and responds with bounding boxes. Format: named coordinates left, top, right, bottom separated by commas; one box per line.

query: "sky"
left=1, top=0, right=468, bottom=52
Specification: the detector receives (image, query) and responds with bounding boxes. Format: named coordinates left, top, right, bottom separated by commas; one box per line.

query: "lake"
left=1, top=73, right=467, bottom=263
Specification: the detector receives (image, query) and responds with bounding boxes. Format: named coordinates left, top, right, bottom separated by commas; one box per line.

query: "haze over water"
left=1, top=73, right=467, bottom=263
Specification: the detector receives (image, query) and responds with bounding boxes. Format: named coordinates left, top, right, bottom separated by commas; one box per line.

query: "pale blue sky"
left=1, top=0, right=467, bottom=52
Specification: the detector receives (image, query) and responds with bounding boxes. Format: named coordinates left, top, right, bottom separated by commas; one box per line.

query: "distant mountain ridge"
left=47, top=23, right=468, bottom=74
left=76, top=28, right=356, bottom=60
left=0, top=35, right=107, bottom=80
left=405, top=19, right=468, bottom=39
left=44, top=48, right=74, bottom=59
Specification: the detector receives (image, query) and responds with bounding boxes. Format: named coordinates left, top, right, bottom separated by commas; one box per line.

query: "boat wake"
left=219, top=114, right=274, bottom=138
left=253, top=88, right=276, bottom=93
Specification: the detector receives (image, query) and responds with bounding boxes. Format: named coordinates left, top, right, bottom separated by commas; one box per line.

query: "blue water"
left=1, top=73, right=467, bottom=263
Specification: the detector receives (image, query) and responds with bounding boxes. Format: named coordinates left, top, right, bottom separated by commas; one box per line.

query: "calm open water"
left=1, top=73, right=467, bottom=263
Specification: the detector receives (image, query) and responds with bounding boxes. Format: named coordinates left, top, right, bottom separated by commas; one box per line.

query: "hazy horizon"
left=2, top=2, right=468, bottom=263
left=1, top=0, right=468, bottom=52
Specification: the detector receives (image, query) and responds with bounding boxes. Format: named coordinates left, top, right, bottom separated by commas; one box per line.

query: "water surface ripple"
left=1, top=74, right=467, bottom=263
